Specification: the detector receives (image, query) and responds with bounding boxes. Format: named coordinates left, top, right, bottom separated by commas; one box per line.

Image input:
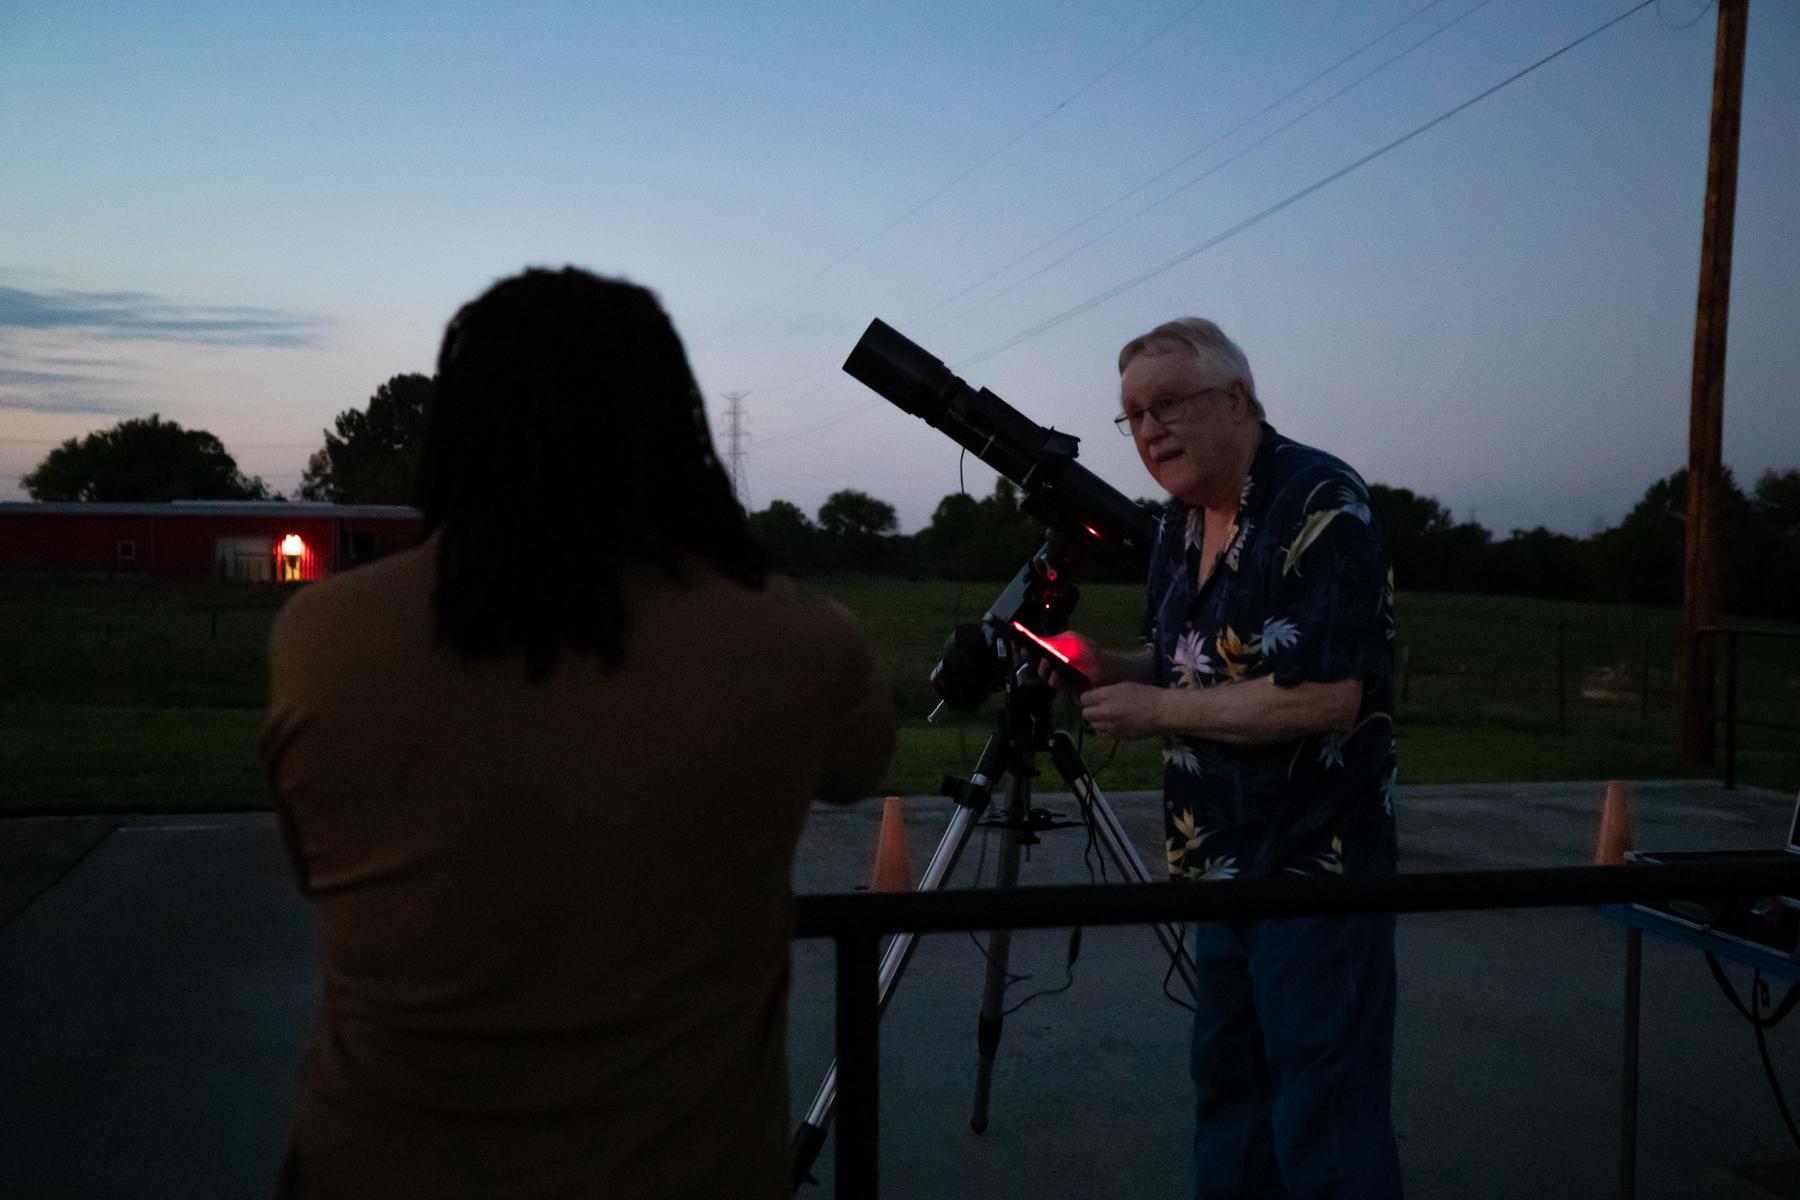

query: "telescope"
left=842, top=318, right=1156, bottom=711
left=792, top=320, right=1195, bottom=1189
left=843, top=319, right=1152, bottom=570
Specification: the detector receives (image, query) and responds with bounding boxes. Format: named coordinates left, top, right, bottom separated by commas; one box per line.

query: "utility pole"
left=721, top=391, right=750, bottom=509
left=1680, top=0, right=1749, bottom=770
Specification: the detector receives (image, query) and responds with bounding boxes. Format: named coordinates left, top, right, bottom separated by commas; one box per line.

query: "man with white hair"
left=1050, top=318, right=1401, bottom=1198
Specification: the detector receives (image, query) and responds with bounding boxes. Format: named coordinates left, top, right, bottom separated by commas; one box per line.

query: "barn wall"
left=0, top=508, right=424, bottom=582
left=0, top=512, right=160, bottom=577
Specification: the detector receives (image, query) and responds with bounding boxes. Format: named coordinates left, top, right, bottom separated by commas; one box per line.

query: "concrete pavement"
left=2, top=780, right=1796, bottom=1197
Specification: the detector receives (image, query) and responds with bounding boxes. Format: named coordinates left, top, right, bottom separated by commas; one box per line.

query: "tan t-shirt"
left=263, top=540, right=893, bottom=1199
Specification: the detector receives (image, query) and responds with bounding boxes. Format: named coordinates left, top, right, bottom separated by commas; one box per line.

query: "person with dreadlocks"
left=263, top=267, right=894, bottom=1199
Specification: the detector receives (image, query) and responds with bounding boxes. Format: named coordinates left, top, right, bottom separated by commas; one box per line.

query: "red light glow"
left=1010, top=620, right=1071, bottom=665
left=1084, top=524, right=1102, bottom=541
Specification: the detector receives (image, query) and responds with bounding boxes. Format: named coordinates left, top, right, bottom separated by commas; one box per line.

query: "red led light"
left=1084, top=524, right=1102, bottom=541
left=1010, top=620, right=1071, bottom=665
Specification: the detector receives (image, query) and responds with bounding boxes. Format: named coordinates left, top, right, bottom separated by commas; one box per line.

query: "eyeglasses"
left=1114, top=387, right=1225, bottom=436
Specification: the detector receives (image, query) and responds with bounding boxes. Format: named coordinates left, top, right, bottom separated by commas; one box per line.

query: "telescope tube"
left=843, top=319, right=1154, bottom=571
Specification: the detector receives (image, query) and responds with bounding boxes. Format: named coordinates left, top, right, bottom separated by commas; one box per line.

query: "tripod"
left=788, top=653, right=1198, bottom=1190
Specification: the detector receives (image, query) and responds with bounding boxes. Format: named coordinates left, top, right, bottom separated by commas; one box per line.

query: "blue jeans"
left=1189, top=914, right=1402, bottom=1200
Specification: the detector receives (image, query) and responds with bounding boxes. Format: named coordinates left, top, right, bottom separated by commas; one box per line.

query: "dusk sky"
left=3, top=0, right=1795, bottom=537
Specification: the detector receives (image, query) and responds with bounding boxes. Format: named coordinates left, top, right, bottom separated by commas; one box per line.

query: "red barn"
left=0, top=501, right=424, bottom=583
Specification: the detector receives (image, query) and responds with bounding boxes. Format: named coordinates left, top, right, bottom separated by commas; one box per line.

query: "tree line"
left=20, top=375, right=431, bottom=506
left=1367, top=474, right=1800, bottom=619
left=20, top=373, right=1800, bottom=619
left=745, top=472, right=1800, bottom=621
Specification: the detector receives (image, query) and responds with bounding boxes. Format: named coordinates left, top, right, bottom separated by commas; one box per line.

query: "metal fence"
left=793, top=858, right=1800, bottom=1197
left=1695, top=626, right=1800, bottom=788
left=1390, top=617, right=1800, bottom=789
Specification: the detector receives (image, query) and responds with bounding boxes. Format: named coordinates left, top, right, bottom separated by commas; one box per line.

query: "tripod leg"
left=968, top=768, right=1030, bottom=1133
left=1048, top=732, right=1198, bottom=999
left=790, top=740, right=1003, bottom=1191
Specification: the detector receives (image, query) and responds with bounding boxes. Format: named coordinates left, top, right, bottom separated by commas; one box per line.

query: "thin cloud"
left=38, top=354, right=130, bottom=369
left=0, top=285, right=324, bottom=348
left=0, top=367, right=95, bottom=387
left=0, top=354, right=131, bottom=415
left=0, top=362, right=129, bottom=413
left=0, top=389, right=133, bottom=416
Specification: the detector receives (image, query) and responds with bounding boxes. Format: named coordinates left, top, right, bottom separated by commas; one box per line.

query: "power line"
left=749, top=0, right=1484, bottom=440
left=954, top=0, right=1661, bottom=371
left=758, top=0, right=1661, bottom=449
left=903, top=0, right=1462, bottom=332
left=915, top=0, right=1496, bottom=340
left=1656, top=0, right=1716, bottom=30
left=755, top=390, right=876, bottom=450
left=697, top=0, right=1211, bottom=346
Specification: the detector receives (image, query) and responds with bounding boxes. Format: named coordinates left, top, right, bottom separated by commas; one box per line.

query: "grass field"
left=2, top=575, right=1797, bottom=816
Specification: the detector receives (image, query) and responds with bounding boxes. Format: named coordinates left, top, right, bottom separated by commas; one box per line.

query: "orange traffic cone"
left=1594, top=780, right=1634, bottom=866
left=871, top=795, right=913, bottom=892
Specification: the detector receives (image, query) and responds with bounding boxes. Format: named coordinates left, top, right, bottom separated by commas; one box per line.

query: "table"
left=1601, top=902, right=1800, bottom=1199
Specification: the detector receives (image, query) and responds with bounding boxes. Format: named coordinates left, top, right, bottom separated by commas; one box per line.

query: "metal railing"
left=793, top=858, right=1800, bottom=1197
left=1695, top=626, right=1800, bottom=788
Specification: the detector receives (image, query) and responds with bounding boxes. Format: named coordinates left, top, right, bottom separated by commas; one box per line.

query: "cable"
left=1065, top=746, right=1195, bottom=1013
left=1162, top=935, right=1198, bottom=1013
left=963, top=813, right=1033, bottom=990
left=699, top=0, right=1212, bottom=347
left=1065, top=740, right=1198, bottom=1019
left=1752, top=974, right=1800, bottom=1153
left=954, top=0, right=1660, bottom=371
left=1001, top=930, right=1080, bottom=1015
left=1706, top=952, right=1800, bottom=1026
left=963, top=758, right=1100, bottom=1017
left=903, top=0, right=1459, bottom=327
left=745, top=0, right=1470, bottom=436
left=912, top=0, right=1487, bottom=339
left=754, top=0, right=1655, bottom=451
left=962, top=931, right=1031, bottom=989
left=1656, top=0, right=1715, bottom=30
left=1080, top=726, right=1124, bottom=782
left=1705, top=953, right=1800, bottom=1153
left=1072, top=756, right=1112, bottom=885
left=753, top=396, right=878, bottom=451
left=996, top=793, right=1098, bottom=1016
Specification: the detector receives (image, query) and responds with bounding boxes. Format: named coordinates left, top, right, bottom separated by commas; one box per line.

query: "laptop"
left=1624, top=788, right=1800, bottom=958
left=1789, top=787, right=1800, bottom=859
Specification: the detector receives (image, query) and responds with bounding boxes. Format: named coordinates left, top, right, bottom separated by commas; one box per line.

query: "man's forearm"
left=1097, top=645, right=1154, bottom=686
left=1156, top=676, right=1360, bottom=746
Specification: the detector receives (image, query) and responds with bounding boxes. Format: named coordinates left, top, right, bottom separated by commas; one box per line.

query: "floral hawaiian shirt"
left=1145, top=422, right=1397, bottom=882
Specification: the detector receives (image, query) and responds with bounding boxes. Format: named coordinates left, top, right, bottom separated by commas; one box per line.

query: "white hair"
left=1117, top=317, right=1263, bottom=418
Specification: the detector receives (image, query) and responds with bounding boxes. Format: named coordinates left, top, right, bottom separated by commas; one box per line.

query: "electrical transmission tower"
left=721, top=391, right=750, bottom=509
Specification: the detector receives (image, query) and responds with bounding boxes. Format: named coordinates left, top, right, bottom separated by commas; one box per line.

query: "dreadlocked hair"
left=419, top=267, right=767, bottom=681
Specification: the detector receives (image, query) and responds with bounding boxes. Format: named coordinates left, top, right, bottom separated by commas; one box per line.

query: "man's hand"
left=1033, top=630, right=1104, bottom=693
left=1079, top=682, right=1167, bottom=739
